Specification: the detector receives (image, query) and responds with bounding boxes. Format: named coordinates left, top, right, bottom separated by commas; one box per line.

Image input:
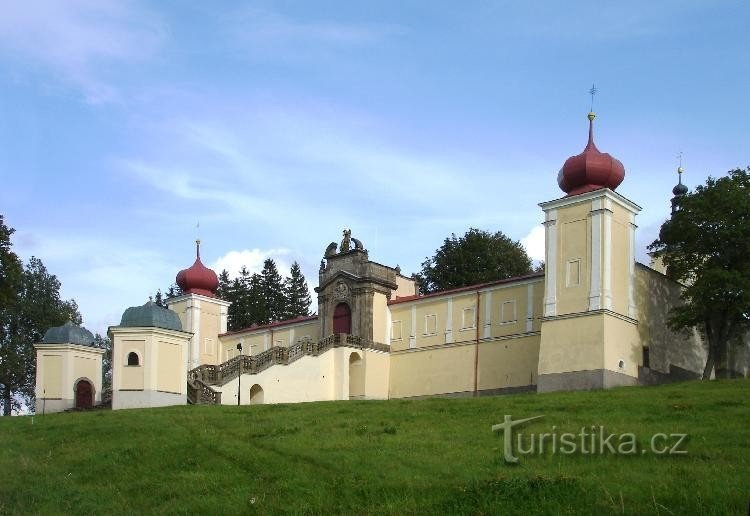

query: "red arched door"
left=333, top=303, right=352, bottom=334
left=75, top=380, right=93, bottom=409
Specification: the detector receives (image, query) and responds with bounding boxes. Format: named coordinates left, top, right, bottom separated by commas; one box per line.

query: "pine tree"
left=216, top=269, right=231, bottom=300
left=154, top=289, right=165, bottom=307
left=285, top=261, right=311, bottom=319
left=261, top=259, right=286, bottom=323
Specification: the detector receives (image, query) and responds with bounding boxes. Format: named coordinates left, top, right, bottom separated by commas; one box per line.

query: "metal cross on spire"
left=677, top=151, right=684, bottom=172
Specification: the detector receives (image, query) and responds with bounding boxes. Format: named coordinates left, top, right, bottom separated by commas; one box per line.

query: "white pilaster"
left=187, top=297, right=201, bottom=370
left=409, top=305, right=417, bottom=349
left=219, top=305, right=228, bottom=334
left=602, top=198, right=613, bottom=310
left=445, top=297, right=454, bottom=343
left=483, top=290, right=492, bottom=339
left=543, top=211, right=558, bottom=316
left=526, top=283, right=534, bottom=332
left=628, top=212, right=638, bottom=319
left=385, top=306, right=392, bottom=346
left=589, top=199, right=603, bottom=310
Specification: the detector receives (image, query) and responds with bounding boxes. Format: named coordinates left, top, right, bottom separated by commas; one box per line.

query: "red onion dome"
left=176, top=240, right=219, bottom=297
left=557, top=112, right=625, bottom=196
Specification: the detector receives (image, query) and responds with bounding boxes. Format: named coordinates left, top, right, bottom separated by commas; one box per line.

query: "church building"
left=34, top=112, right=747, bottom=411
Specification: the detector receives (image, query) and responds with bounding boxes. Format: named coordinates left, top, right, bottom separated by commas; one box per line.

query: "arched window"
left=127, top=352, right=140, bottom=366
left=333, top=303, right=352, bottom=334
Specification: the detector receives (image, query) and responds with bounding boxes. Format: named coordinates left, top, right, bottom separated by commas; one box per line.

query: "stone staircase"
left=187, top=333, right=389, bottom=405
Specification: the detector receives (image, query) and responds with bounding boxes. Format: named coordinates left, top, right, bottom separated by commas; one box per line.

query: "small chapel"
left=33, top=112, right=748, bottom=411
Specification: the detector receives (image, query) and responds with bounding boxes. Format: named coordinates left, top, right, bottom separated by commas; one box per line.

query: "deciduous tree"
left=649, top=167, right=750, bottom=379
left=415, top=228, right=533, bottom=294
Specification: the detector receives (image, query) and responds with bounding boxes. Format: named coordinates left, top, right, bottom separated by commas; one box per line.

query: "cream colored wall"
left=395, top=275, right=417, bottom=297
left=453, top=292, right=479, bottom=342
left=157, top=341, right=183, bottom=393
left=120, top=339, right=145, bottom=390
left=372, top=292, right=389, bottom=344
left=386, top=278, right=544, bottom=398
left=610, top=217, right=630, bottom=316
left=478, top=335, right=540, bottom=390
left=349, top=351, right=365, bottom=398
left=388, top=304, right=410, bottom=351
left=389, top=345, right=475, bottom=398
left=217, top=347, right=389, bottom=404
left=199, top=302, right=220, bottom=365
left=111, top=327, right=189, bottom=409
left=538, top=315, right=604, bottom=375
left=34, top=344, right=105, bottom=413
left=72, top=353, right=100, bottom=389
left=603, top=315, right=642, bottom=377
left=555, top=200, right=591, bottom=315
left=38, top=354, right=63, bottom=398
left=363, top=350, right=390, bottom=399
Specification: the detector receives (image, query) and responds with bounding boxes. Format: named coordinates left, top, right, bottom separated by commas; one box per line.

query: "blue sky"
left=1, top=1, right=748, bottom=335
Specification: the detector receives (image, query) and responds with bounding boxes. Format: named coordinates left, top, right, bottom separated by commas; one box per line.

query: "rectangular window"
left=391, top=320, right=403, bottom=341
left=203, top=338, right=214, bottom=355
left=274, top=339, right=284, bottom=348
left=566, top=259, right=581, bottom=287
left=461, top=307, right=476, bottom=330
left=423, top=314, right=437, bottom=335
left=500, top=300, right=517, bottom=324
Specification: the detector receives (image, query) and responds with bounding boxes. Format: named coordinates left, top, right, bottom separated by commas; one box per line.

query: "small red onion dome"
left=176, top=240, right=219, bottom=297
left=557, top=112, right=625, bottom=196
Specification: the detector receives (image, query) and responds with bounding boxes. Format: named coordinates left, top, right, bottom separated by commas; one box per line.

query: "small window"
left=500, top=300, right=517, bottom=324
left=423, top=314, right=437, bottom=335
left=391, top=320, right=403, bottom=341
left=274, top=339, right=284, bottom=348
left=127, top=352, right=140, bottom=366
left=461, top=307, right=476, bottom=330
left=203, top=338, right=214, bottom=354
left=566, top=259, right=581, bottom=287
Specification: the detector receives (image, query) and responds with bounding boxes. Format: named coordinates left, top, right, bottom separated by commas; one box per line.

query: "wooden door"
left=333, top=303, right=352, bottom=334
left=75, top=380, right=93, bottom=409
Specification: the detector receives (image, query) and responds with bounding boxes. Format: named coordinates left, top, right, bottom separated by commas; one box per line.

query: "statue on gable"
left=352, top=237, right=364, bottom=251
left=324, top=242, right=338, bottom=257
left=340, top=229, right=352, bottom=253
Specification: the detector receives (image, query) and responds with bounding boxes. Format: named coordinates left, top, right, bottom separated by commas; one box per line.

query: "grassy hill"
left=1, top=380, right=748, bottom=515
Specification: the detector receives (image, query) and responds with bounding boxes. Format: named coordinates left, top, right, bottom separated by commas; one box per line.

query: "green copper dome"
left=119, top=300, right=183, bottom=331
left=43, top=321, right=95, bottom=346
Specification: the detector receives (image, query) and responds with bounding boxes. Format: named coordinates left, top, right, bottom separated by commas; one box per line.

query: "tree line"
left=156, top=259, right=312, bottom=332
left=0, top=216, right=110, bottom=415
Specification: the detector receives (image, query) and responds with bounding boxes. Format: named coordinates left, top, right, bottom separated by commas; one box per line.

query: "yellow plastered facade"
left=33, top=343, right=105, bottom=413
left=110, top=326, right=191, bottom=410
left=38, top=171, right=722, bottom=410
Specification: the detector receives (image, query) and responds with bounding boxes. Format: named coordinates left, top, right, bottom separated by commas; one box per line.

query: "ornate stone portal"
left=316, top=231, right=399, bottom=342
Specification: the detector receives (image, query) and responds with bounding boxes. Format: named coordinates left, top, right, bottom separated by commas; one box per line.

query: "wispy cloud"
left=13, top=230, right=177, bottom=335
left=0, top=0, right=164, bottom=103
left=227, top=6, right=405, bottom=62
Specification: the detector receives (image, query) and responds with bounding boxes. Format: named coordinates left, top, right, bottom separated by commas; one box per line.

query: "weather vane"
left=589, top=83, right=598, bottom=112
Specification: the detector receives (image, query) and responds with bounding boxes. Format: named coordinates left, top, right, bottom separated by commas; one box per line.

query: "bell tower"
left=538, top=112, right=642, bottom=391
left=315, top=230, right=399, bottom=344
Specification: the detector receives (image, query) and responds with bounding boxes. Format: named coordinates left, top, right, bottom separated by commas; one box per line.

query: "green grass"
left=1, top=380, right=748, bottom=515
